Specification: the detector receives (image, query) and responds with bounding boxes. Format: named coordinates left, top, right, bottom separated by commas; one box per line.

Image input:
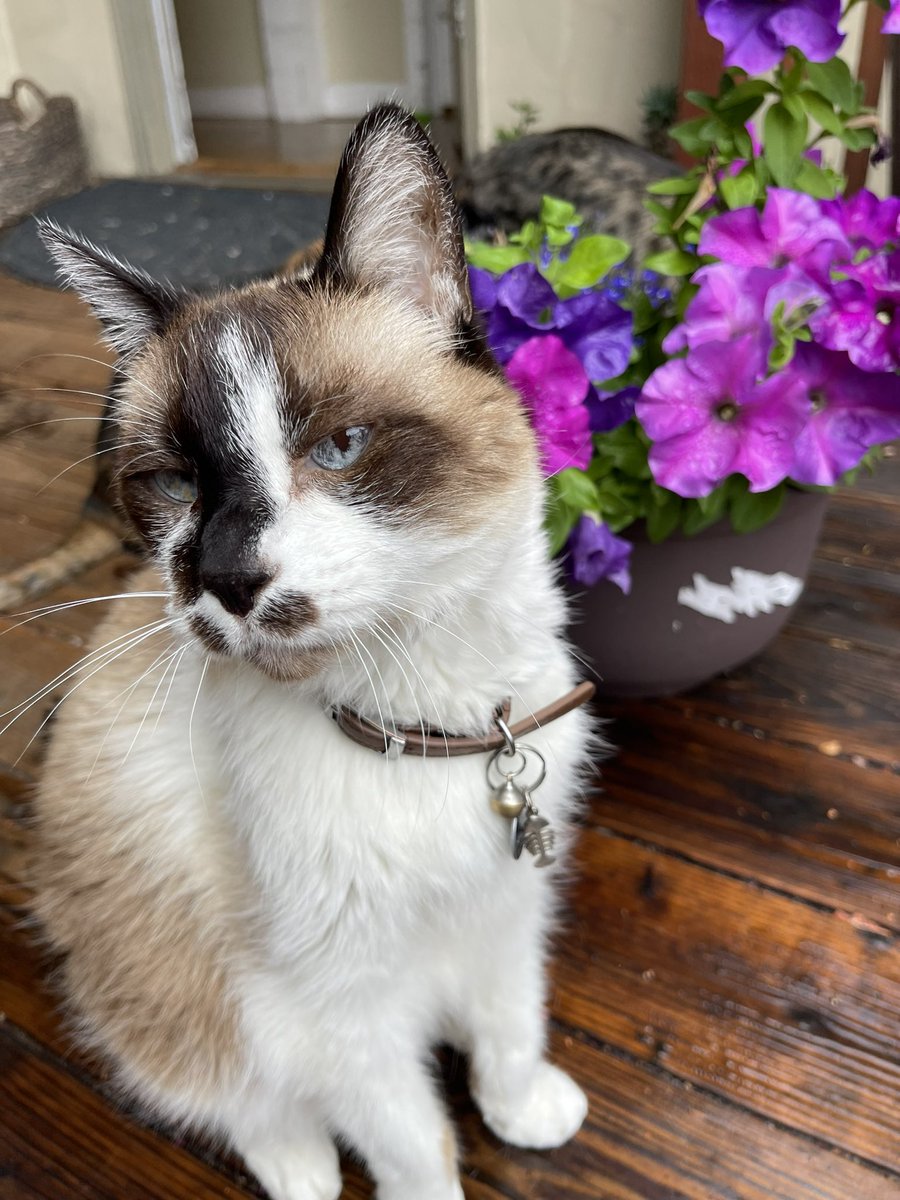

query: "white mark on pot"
left=677, top=568, right=803, bottom=624
left=671, top=619, right=682, bottom=632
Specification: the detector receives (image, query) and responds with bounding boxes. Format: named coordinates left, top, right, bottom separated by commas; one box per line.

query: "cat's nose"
left=201, top=566, right=272, bottom=618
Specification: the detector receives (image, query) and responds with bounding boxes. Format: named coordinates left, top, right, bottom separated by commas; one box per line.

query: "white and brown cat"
left=30, top=105, right=594, bottom=1200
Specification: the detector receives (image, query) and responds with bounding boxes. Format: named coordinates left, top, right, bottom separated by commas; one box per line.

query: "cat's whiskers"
left=0, top=615, right=172, bottom=722
left=3, top=592, right=168, bottom=637
left=17, top=351, right=168, bottom=407
left=345, top=626, right=393, bottom=746
left=36, top=440, right=146, bottom=495
left=80, top=639, right=183, bottom=788
left=120, top=641, right=189, bottom=768
left=9, top=620, right=174, bottom=767
left=370, top=616, right=455, bottom=819
left=188, top=655, right=211, bottom=810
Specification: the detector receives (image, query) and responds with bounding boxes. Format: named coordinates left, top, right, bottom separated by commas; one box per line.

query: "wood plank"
left=1, top=908, right=895, bottom=1200
left=594, top=706, right=900, bottom=929
left=554, top=833, right=900, bottom=1170
left=0, top=1024, right=260, bottom=1200
left=641, top=629, right=900, bottom=765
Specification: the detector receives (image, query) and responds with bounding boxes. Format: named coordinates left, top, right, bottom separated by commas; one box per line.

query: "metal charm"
left=521, top=812, right=556, bottom=868
left=486, top=738, right=554, bottom=868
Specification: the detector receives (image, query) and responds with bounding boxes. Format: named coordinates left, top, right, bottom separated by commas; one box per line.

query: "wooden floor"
left=0, top=270, right=899, bottom=1198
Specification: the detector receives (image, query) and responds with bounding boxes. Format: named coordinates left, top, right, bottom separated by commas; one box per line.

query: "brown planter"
left=567, top=489, right=829, bottom=698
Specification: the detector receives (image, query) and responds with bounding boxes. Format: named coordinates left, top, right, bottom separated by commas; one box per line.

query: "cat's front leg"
left=321, top=1049, right=463, bottom=1200
left=463, top=897, right=588, bottom=1149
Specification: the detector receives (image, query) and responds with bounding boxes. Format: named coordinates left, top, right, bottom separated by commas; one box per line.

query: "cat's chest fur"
left=200, top=658, right=586, bottom=971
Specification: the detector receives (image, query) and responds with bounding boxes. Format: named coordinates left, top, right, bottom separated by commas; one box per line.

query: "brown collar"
left=332, top=680, right=596, bottom=759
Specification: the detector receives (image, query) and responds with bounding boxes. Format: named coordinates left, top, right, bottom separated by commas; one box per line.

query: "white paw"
left=244, top=1139, right=342, bottom=1200
left=480, top=1062, right=588, bottom=1150
left=377, top=1184, right=464, bottom=1200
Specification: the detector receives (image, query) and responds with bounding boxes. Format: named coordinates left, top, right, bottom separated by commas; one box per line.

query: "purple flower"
left=699, top=189, right=849, bottom=281
left=699, top=0, right=843, bottom=74
left=664, top=263, right=829, bottom=355
left=470, top=261, right=634, bottom=394
left=567, top=516, right=632, bottom=593
left=505, top=335, right=593, bottom=475
left=820, top=190, right=900, bottom=253
left=812, top=249, right=900, bottom=373
left=586, top=386, right=640, bottom=433
left=884, top=2, right=900, bottom=34
left=636, top=334, right=807, bottom=497
left=785, top=344, right=900, bottom=486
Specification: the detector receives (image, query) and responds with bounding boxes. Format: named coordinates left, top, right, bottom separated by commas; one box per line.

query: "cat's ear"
left=317, top=104, right=472, bottom=332
left=38, top=221, right=181, bottom=358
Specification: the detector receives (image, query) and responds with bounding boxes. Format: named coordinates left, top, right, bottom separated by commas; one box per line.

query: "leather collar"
left=332, top=680, right=596, bottom=759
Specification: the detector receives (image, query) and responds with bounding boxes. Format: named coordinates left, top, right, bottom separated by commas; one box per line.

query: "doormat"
left=0, top=179, right=332, bottom=292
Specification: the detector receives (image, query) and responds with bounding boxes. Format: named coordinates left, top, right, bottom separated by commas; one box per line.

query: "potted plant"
left=466, top=0, right=900, bottom=697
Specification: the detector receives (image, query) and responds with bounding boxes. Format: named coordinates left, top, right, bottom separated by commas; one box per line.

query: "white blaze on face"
left=215, top=321, right=292, bottom=512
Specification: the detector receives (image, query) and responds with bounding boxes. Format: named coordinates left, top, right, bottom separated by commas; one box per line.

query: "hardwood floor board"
left=554, top=833, right=900, bottom=1170
left=642, top=628, right=900, bottom=766
left=592, top=705, right=900, bottom=927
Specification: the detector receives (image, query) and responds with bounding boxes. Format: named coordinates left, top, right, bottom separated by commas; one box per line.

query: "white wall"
left=464, top=0, right=683, bottom=153
left=2, top=0, right=139, bottom=175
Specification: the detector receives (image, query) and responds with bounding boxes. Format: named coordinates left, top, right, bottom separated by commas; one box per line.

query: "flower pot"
left=567, top=489, right=829, bottom=698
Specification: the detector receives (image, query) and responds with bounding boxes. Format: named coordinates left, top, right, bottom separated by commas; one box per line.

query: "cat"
left=455, top=126, right=677, bottom=262
left=30, top=105, right=596, bottom=1200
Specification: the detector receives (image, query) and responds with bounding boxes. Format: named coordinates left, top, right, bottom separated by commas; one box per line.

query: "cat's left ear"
left=316, top=104, right=472, bottom=333
left=38, top=221, right=181, bottom=358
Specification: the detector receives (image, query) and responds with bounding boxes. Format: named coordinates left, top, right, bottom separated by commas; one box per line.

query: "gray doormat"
left=0, top=179, right=332, bottom=292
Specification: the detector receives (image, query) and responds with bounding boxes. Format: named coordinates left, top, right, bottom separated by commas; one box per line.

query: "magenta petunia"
left=699, top=0, right=843, bottom=74
left=505, top=335, right=593, bottom=475
left=812, top=249, right=900, bottom=374
left=636, top=334, right=807, bottom=497
left=664, top=262, right=829, bottom=355
left=820, top=190, right=900, bottom=253
left=566, top=515, right=632, bottom=593
left=699, top=189, right=849, bottom=280
left=784, top=344, right=900, bottom=486
left=883, top=1, right=900, bottom=34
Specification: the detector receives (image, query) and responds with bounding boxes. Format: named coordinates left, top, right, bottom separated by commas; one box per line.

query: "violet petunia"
left=566, top=515, right=632, bottom=593
left=812, top=249, right=900, bottom=374
left=699, top=189, right=849, bottom=281
left=505, top=335, right=593, bottom=475
left=784, top=344, right=900, bottom=486
left=699, top=0, right=843, bottom=74
left=636, top=334, right=807, bottom=498
left=884, top=1, right=900, bottom=34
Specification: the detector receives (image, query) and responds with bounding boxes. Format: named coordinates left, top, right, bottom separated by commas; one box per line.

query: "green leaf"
left=729, top=482, right=786, bottom=534
left=716, top=78, right=774, bottom=110
left=719, top=168, right=758, bottom=210
left=557, top=235, right=630, bottom=290
left=539, top=195, right=579, bottom=230
left=646, top=175, right=697, bottom=196
left=763, top=101, right=808, bottom=187
left=670, top=116, right=718, bottom=156
left=797, top=89, right=843, bottom=135
left=684, top=90, right=715, bottom=111
left=793, top=156, right=842, bottom=199
left=716, top=96, right=765, bottom=130
left=838, top=125, right=877, bottom=151
left=555, top=468, right=600, bottom=512
left=643, top=248, right=699, bottom=276
left=806, top=58, right=856, bottom=113
left=645, top=490, right=682, bottom=543
left=464, top=241, right=530, bottom=274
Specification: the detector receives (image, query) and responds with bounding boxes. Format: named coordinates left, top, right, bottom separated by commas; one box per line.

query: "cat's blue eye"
left=310, top=425, right=372, bottom=471
left=153, top=469, right=198, bottom=504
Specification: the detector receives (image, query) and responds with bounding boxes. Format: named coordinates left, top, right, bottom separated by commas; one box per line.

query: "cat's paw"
left=479, top=1061, right=588, bottom=1150
left=243, top=1138, right=342, bottom=1200
left=377, top=1183, right=464, bottom=1200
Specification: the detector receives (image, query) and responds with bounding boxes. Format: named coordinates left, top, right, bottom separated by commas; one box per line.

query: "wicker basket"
left=0, top=79, right=88, bottom=229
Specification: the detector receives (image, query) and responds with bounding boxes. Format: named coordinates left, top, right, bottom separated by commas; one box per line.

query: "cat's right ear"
left=38, top=221, right=181, bottom=358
